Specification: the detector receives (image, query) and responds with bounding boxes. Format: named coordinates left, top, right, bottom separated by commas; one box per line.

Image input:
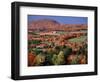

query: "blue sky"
left=28, top=15, right=88, bottom=24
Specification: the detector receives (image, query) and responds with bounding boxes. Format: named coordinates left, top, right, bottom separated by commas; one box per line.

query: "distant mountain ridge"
left=28, top=19, right=87, bottom=31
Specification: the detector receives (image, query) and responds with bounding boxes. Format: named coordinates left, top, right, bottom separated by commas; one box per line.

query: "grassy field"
left=57, top=31, right=68, bottom=34
left=68, top=36, right=87, bottom=42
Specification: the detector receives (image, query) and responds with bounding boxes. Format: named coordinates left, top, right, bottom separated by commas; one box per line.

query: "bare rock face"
left=28, top=19, right=60, bottom=31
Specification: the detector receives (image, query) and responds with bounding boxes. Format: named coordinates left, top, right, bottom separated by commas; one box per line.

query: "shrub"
left=33, top=48, right=43, bottom=55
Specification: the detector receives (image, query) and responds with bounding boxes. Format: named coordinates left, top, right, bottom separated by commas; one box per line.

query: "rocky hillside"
left=28, top=19, right=87, bottom=31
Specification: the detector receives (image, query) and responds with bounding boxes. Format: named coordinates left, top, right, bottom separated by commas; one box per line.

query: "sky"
left=28, top=15, right=88, bottom=24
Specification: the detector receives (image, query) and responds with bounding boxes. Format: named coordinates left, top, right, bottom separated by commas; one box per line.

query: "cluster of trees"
left=28, top=45, right=72, bottom=66
left=28, top=38, right=87, bottom=66
left=67, top=42, right=87, bottom=64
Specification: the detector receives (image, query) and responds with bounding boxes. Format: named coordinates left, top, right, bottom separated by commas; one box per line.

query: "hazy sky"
left=28, top=15, right=88, bottom=24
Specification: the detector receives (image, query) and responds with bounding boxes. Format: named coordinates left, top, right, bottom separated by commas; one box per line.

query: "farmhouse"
left=39, top=31, right=60, bottom=36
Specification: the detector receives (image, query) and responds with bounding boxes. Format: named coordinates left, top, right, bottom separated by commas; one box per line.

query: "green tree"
left=51, top=51, right=65, bottom=65
left=63, top=47, right=72, bottom=58
left=52, top=54, right=58, bottom=65
left=57, top=51, right=65, bottom=65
